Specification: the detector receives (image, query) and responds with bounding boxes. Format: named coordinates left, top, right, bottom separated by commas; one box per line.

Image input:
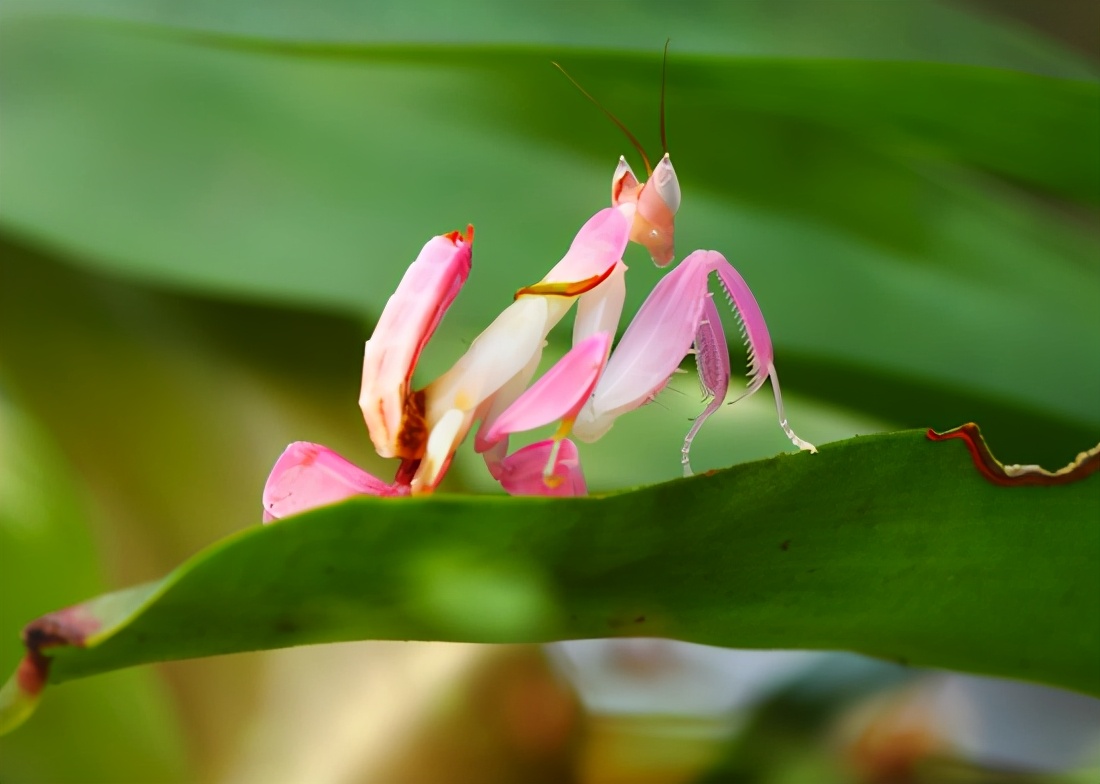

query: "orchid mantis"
left=262, top=55, right=815, bottom=519
left=480, top=57, right=816, bottom=486
left=264, top=209, right=632, bottom=517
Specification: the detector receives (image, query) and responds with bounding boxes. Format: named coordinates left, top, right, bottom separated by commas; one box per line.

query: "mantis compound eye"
left=651, top=153, right=680, bottom=215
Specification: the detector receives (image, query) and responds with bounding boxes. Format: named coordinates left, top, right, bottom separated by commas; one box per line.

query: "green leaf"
left=3, top=429, right=1097, bottom=735
left=0, top=398, right=191, bottom=780
left=6, top=0, right=1098, bottom=78
left=2, top=14, right=1098, bottom=434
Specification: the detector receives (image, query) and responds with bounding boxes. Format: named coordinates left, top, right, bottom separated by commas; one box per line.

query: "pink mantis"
left=262, top=60, right=815, bottom=520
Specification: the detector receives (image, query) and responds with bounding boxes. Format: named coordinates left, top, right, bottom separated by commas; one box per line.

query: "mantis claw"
left=713, top=258, right=817, bottom=455
left=571, top=249, right=814, bottom=466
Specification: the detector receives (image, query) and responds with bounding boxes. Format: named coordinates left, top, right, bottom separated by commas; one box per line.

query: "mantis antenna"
left=552, top=61, right=653, bottom=176
left=659, top=38, right=670, bottom=154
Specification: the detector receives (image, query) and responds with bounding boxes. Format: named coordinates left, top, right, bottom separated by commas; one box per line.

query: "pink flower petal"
left=360, top=227, right=473, bottom=459
left=262, top=442, right=406, bottom=522
left=481, top=332, right=612, bottom=447
left=497, top=439, right=588, bottom=497
left=516, top=208, right=629, bottom=297
left=576, top=250, right=711, bottom=438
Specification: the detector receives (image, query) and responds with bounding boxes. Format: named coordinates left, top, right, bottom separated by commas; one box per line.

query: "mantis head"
left=553, top=46, right=680, bottom=266
left=612, top=153, right=680, bottom=267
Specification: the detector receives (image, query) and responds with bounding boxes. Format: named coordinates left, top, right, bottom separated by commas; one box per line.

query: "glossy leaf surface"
left=3, top=429, right=1097, bottom=728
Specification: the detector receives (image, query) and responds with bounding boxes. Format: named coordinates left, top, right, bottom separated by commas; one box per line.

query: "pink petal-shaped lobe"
left=573, top=261, right=626, bottom=345
left=516, top=208, right=629, bottom=296
left=481, top=332, right=612, bottom=447
left=360, top=227, right=473, bottom=458
left=498, top=439, right=588, bottom=497
left=262, top=442, right=406, bottom=522
left=582, top=250, right=711, bottom=427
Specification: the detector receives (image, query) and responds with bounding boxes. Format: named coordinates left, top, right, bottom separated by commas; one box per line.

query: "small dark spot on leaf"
left=633, top=615, right=646, bottom=624
left=275, top=618, right=299, bottom=635
left=780, top=539, right=790, bottom=551
left=807, top=568, right=817, bottom=574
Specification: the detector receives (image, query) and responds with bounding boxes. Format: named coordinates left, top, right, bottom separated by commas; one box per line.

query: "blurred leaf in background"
left=0, top=396, right=191, bottom=782
left=1, top=0, right=1097, bottom=781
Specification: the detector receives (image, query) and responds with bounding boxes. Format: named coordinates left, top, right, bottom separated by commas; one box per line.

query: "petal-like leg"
left=428, top=204, right=632, bottom=430
left=713, top=256, right=817, bottom=453
left=497, top=439, right=588, bottom=497
left=682, top=294, right=731, bottom=476
left=360, top=227, right=473, bottom=459
left=569, top=248, right=815, bottom=470
left=474, top=348, right=545, bottom=456
left=425, top=297, right=557, bottom=428
left=415, top=207, right=632, bottom=492
left=573, top=261, right=626, bottom=346
left=262, top=442, right=407, bottom=523
left=574, top=250, right=712, bottom=441
left=481, top=332, right=612, bottom=484
left=412, top=407, right=471, bottom=494
left=515, top=207, right=631, bottom=297
left=482, top=332, right=612, bottom=447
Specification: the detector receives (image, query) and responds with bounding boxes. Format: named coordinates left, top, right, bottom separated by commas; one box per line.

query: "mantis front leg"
left=576, top=249, right=817, bottom=472
left=489, top=249, right=817, bottom=492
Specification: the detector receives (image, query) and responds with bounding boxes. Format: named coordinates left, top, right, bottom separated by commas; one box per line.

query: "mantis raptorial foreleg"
left=488, top=248, right=816, bottom=489
left=264, top=50, right=817, bottom=515
left=493, top=54, right=818, bottom=489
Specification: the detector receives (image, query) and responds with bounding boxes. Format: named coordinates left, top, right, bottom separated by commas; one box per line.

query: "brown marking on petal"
left=393, top=457, right=420, bottom=487
left=443, top=224, right=475, bottom=246
left=395, top=389, right=428, bottom=460
left=514, top=265, right=617, bottom=300
left=927, top=423, right=1100, bottom=486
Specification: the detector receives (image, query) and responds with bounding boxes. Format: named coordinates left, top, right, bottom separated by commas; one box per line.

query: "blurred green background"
left=1, top=1, right=1098, bottom=781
